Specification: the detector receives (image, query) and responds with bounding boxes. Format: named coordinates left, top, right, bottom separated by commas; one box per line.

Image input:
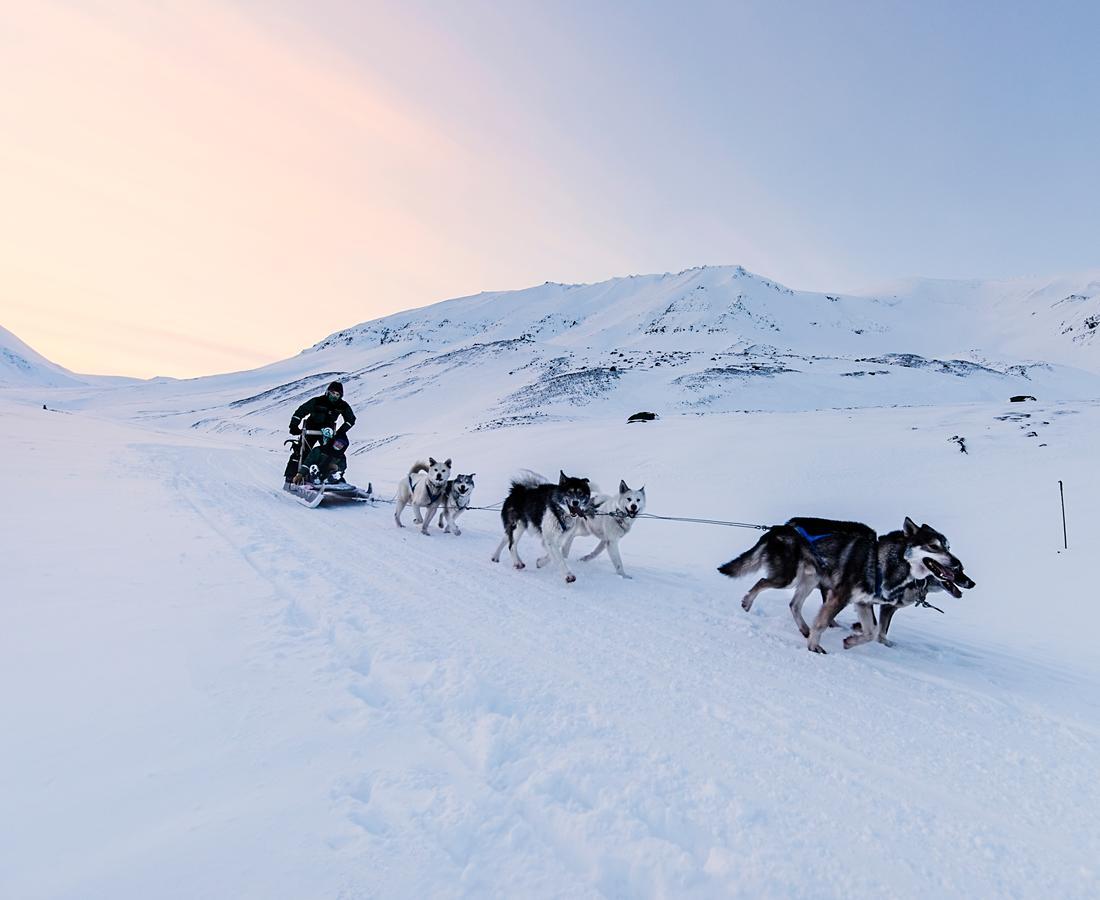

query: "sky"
left=2, top=0, right=1098, bottom=379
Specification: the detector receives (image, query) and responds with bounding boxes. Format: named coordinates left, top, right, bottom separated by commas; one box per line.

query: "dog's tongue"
left=924, top=557, right=963, bottom=598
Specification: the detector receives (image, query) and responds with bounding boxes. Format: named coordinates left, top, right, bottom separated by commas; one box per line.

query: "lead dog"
left=436, top=473, right=476, bottom=536
left=491, top=471, right=592, bottom=583
left=394, top=458, right=451, bottom=534
left=538, top=480, right=646, bottom=578
left=718, top=516, right=973, bottom=652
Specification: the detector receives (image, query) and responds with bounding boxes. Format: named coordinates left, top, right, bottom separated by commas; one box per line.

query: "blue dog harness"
left=794, top=525, right=885, bottom=599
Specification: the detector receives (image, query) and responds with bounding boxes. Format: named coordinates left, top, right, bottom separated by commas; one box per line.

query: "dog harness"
left=409, top=473, right=443, bottom=502
left=794, top=525, right=887, bottom=600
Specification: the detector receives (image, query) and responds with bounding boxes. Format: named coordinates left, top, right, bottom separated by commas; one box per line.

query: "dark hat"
left=327, top=381, right=344, bottom=396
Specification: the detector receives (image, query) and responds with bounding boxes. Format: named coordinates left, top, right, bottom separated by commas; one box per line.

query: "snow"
left=3, top=266, right=1100, bottom=898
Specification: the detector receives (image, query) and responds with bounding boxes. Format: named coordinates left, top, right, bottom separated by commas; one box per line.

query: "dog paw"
left=420, top=529, right=431, bottom=536
left=877, top=636, right=895, bottom=648
left=565, top=573, right=576, bottom=584
left=535, top=556, right=548, bottom=568
left=808, top=643, right=827, bottom=654
left=741, top=597, right=753, bottom=612
left=618, top=572, right=633, bottom=579
left=514, top=562, right=526, bottom=570
left=452, top=528, right=461, bottom=536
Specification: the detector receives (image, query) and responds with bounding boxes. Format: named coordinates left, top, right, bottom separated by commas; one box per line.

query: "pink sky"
left=10, top=2, right=1093, bottom=379
left=0, top=1, right=804, bottom=378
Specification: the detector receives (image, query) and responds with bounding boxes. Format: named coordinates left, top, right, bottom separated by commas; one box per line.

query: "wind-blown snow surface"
left=2, top=391, right=1099, bottom=899
left=4, top=266, right=1100, bottom=898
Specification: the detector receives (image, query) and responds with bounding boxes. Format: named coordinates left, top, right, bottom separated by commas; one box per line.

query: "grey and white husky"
left=538, top=480, right=646, bottom=578
left=718, top=516, right=974, bottom=652
left=436, top=473, right=476, bottom=535
left=394, top=458, right=451, bottom=534
left=491, top=471, right=592, bottom=583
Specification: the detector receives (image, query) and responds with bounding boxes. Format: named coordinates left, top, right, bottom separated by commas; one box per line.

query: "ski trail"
left=140, top=439, right=1100, bottom=899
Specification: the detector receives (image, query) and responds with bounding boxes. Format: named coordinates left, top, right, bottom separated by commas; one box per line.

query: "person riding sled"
left=293, top=427, right=349, bottom=485
left=283, top=381, right=356, bottom=483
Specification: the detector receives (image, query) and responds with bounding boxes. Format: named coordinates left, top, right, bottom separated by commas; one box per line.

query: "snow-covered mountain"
left=0, top=325, right=88, bottom=388
left=6, top=265, right=1099, bottom=443
left=22, top=264, right=1095, bottom=441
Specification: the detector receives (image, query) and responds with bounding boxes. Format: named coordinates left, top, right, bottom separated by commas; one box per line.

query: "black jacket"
left=289, top=394, right=356, bottom=436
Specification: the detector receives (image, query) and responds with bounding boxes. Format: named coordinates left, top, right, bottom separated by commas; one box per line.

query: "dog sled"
left=282, top=417, right=372, bottom=509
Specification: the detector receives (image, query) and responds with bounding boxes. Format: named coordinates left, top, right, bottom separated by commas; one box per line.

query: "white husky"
left=538, top=480, right=646, bottom=578
left=394, top=458, right=451, bottom=534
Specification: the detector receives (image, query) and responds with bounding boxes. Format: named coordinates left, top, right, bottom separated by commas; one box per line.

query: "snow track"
left=3, top=400, right=1099, bottom=898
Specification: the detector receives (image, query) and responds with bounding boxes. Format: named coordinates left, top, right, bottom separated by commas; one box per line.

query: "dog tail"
left=717, top=535, right=770, bottom=579
left=408, top=460, right=429, bottom=476
left=511, top=469, right=548, bottom=489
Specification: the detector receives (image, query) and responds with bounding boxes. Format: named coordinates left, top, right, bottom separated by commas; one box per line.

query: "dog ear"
left=620, top=479, right=629, bottom=494
left=903, top=516, right=918, bottom=536
left=559, top=470, right=567, bottom=484
left=429, top=457, right=437, bottom=466
left=582, top=477, right=590, bottom=484
left=639, top=485, right=646, bottom=495
left=468, top=473, right=476, bottom=479
left=444, top=458, right=452, bottom=467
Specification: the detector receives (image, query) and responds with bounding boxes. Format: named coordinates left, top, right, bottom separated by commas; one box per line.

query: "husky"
left=538, top=480, right=646, bottom=578
left=491, top=471, right=592, bottom=583
left=436, top=473, right=476, bottom=536
left=717, top=516, right=974, bottom=652
left=394, top=458, right=451, bottom=534
left=848, top=525, right=976, bottom=647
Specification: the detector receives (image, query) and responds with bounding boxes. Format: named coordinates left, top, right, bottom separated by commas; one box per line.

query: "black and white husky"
left=539, top=480, right=646, bottom=578
left=436, top=474, right=476, bottom=536
left=718, top=516, right=974, bottom=652
left=490, top=471, right=592, bottom=583
left=394, top=458, right=451, bottom=534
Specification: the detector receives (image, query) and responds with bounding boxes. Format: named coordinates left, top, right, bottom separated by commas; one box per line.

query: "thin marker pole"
left=1059, top=480, right=1068, bottom=550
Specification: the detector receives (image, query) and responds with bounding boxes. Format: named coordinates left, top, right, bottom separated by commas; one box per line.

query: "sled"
left=283, top=479, right=373, bottom=509
left=282, top=417, right=372, bottom=509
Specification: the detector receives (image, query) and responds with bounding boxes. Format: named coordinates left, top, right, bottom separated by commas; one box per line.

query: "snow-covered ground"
left=4, top=265, right=1100, bottom=897
left=3, top=385, right=1099, bottom=898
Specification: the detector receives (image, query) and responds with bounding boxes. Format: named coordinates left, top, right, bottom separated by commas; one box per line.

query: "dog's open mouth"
left=924, top=558, right=964, bottom=598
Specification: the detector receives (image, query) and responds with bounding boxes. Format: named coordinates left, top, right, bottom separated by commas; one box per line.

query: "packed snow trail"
left=2, top=399, right=1099, bottom=898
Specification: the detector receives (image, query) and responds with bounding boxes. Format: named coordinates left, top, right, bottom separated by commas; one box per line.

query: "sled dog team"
left=393, top=460, right=975, bottom=653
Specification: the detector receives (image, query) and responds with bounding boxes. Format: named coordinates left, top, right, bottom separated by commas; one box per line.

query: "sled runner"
left=283, top=479, right=373, bottom=508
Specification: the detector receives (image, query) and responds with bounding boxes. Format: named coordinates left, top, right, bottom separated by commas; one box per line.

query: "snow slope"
left=17, top=266, right=1100, bottom=443
left=3, top=392, right=1099, bottom=899
left=4, top=265, right=1100, bottom=898
left=0, top=324, right=87, bottom=388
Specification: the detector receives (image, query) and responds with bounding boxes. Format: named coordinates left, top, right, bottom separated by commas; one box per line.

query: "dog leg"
left=394, top=498, right=407, bottom=528
left=561, top=528, right=578, bottom=560
left=491, top=532, right=508, bottom=563
left=808, top=588, right=848, bottom=653
left=420, top=501, right=441, bottom=535
left=536, top=553, right=550, bottom=568
left=741, top=572, right=791, bottom=612
left=580, top=540, right=607, bottom=562
left=843, top=601, right=878, bottom=649
left=876, top=605, right=897, bottom=647
left=606, top=541, right=631, bottom=578
left=544, top=538, right=575, bottom=583
left=788, top=574, right=816, bottom=638
left=508, top=524, right=527, bottom=570
left=450, top=510, right=462, bottom=536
